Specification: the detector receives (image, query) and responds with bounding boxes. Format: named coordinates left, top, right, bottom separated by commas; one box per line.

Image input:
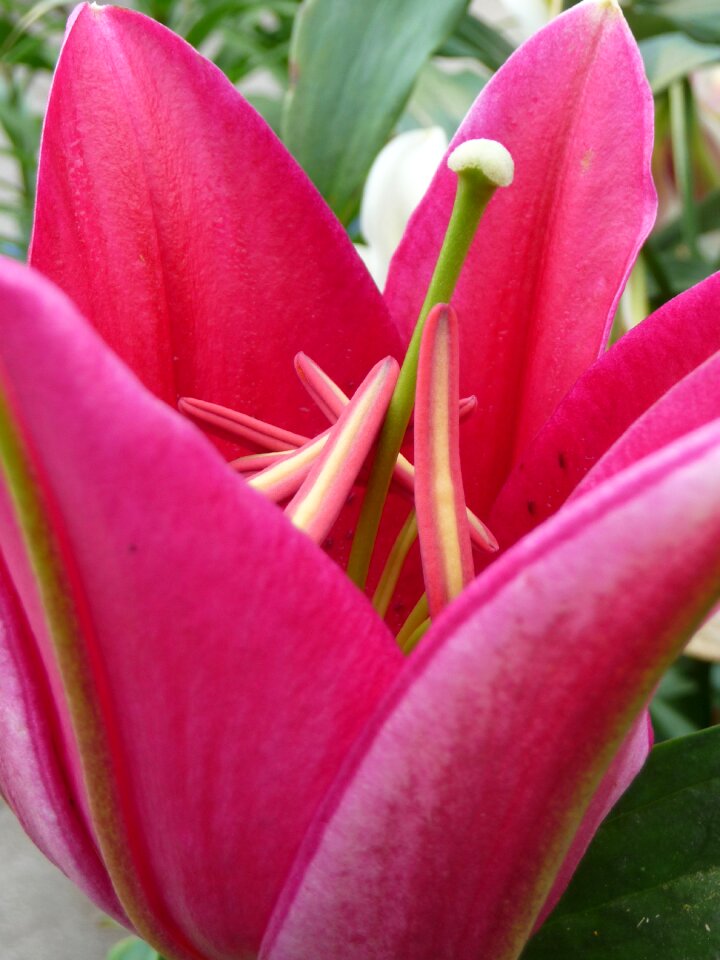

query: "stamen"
left=294, top=354, right=495, bottom=551
left=414, top=304, right=474, bottom=617
left=458, top=395, right=477, bottom=420
left=468, top=512, right=499, bottom=552
left=247, top=431, right=329, bottom=503
left=348, top=138, right=514, bottom=588
left=229, top=450, right=293, bottom=473
left=396, top=594, right=429, bottom=653
left=371, top=511, right=419, bottom=618
left=179, top=397, right=307, bottom=451
left=391, top=454, right=497, bottom=553
left=296, top=351, right=476, bottom=425
left=295, top=352, right=347, bottom=422
left=286, top=358, right=399, bottom=543
left=401, top=617, right=431, bottom=655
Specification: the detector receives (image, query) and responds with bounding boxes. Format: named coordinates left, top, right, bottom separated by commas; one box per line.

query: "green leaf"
left=650, top=656, right=712, bottom=741
left=400, top=60, right=487, bottom=138
left=437, top=11, right=513, bottom=71
left=653, top=189, right=720, bottom=251
left=522, top=725, right=720, bottom=960
left=640, top=33, right=720, bottom=94
left=107, top=937, right=164, bottom=960
left=669, top=78, right=699, bottom=258
left=246, top=92, right=285, bottom=134
left=625, top=0, right=720, bottom=44
left=282, top=0, right=468, bottom=223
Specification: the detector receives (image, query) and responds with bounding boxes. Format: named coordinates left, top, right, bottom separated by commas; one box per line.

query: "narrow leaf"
left=282, top=0, right=467, bottom=222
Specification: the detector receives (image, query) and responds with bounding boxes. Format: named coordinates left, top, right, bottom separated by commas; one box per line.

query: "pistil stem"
left=347, top=139, right=513, bottom=589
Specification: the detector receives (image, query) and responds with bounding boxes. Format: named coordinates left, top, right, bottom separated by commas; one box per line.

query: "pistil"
left=347, top=138, right=514, bottom=589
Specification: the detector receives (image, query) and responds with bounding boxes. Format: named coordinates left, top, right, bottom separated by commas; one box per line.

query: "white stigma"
left=447, top=139, right=514, bottom=188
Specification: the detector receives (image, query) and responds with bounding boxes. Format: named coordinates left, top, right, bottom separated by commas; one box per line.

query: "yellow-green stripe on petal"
left=414, top=304, right=474, bottom=617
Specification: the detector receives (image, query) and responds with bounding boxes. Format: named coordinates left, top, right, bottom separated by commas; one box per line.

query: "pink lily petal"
left=385, top=0, right=656, bottom=515
left=489, top=272, right=720, bottom=552
left=536, top=710, right=652, bottom=926
left=0, top=259, right=403, bottom=959
left=30, top=3, right=401, bottom=443
left=0, top=550, right=127, bottom=925
left=262, top=420, right=720, bottom=960
left=572, top=349, right=720, bottom=498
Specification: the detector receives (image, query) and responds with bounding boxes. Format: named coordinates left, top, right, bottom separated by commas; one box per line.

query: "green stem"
left=347, top=173, right=498, bottom=589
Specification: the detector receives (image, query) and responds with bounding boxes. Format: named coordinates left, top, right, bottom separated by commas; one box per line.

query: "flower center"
left=180, top=138, right=513, bottom=649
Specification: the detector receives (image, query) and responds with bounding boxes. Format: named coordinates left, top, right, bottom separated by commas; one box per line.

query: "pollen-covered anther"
left=414, top=303, right=476, bottom=618
left=447, top=138, right=514, bottom=188
left=286, top=357, right=399, bottom=543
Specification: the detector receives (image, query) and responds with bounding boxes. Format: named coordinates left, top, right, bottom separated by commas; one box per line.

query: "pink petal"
left=0, top=550, right=127, bottom=925
left=489, top=272, right=720, bottom=552
left=572, top=349, right=720, bottom=498
left=30, top=4, right=401, bottom=445
left=536, top=710, right=652, bottom=926
left=385, top=0, right=656, bottom=515
left=262, top=419, right=720, bottom=960
left=0, top=259, right=403, bottom=959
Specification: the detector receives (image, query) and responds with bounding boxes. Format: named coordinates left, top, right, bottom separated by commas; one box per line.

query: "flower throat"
left=181, top=139, right=514, bottom=651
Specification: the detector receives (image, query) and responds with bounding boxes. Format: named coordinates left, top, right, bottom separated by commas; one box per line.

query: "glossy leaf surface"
left=523, top=726, right=720, bottom=959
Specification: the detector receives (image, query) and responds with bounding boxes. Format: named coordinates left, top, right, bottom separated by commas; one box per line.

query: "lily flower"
left=3, top=2, right=720, bottom=960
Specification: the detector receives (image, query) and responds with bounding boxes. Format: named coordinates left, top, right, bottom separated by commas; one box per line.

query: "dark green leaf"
left=282, top=0, right=468, bottom=223
left=650, top=656, right=712, bottom=741
left=653, top=190, right=720, bottom=251
left=625, top=1, right=720, bottom=44
left=522, top=725, right=720, bottom=960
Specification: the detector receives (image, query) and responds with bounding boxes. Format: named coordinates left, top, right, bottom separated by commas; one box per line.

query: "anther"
left=295, top=354, right=495, bottom=553
left=248, top=431, right=329, bottom=503
left=179, top=397, right=307, bottom=451
left=413, top=304, right=474, bottom=617
left=286, top=358, right=399, bottom=543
